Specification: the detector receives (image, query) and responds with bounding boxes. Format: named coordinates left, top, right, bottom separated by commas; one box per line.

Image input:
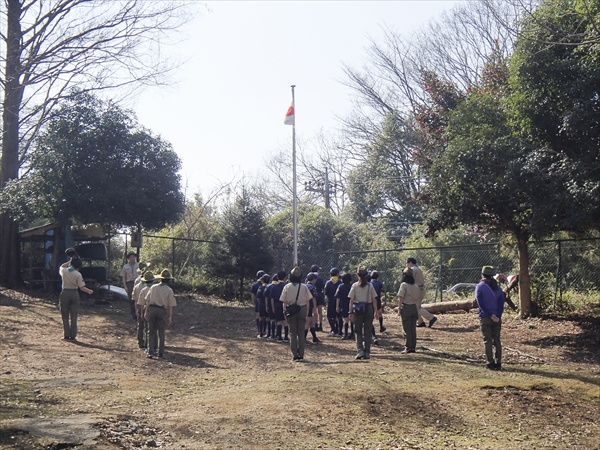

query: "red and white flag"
left=284, top=100, right=295, bottom=126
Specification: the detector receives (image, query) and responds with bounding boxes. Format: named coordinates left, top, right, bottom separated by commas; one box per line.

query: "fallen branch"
left=504, top=346, right=545, bottom=362
left=421, top=346, right=480, bottom=363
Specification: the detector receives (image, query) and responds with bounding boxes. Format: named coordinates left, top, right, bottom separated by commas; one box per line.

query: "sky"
left=132, top=1, right=460, bottom=197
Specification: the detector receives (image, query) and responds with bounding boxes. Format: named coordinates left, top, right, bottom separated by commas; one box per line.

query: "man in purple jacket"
left=475, top=265, right=505, bottom=370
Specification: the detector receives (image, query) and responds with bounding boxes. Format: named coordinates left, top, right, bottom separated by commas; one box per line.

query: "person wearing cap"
left=476, top=266, right=505, bottom=370
left=58, top=257, right=93, bottom=341
left=251, top=270, right=266, bottom=338
left=271, top=270, right=289, bottom=342
left=406, top=257, right=438, bottom=328
left=256, top=274, right=271, bottom=338
left=133, top=271, right=155, bottom=350
left=308, top=265, right=326, bottom=332
left=65, top=247, right=79, bottom=260
left=324, top=267, right=342, bottom=336
left=265, top=274, right=279, bottom=340
left=280, top=267, right=314, bottom=361
left=348, top=267, right=379, bottom=360
left=370, top=270, right=386, bottom=333
left=121, top=252, right=139, bottom=321
left=143, top=269, right=177, bottom=358
left=397, top=267, right=421, bottom=353
left=130, top=261, right=150, bottom=325
left=133, top=261, right=149, bottom=285
left=335, top=273, right=354, bottom=340
left=305, top=273, right=322, bottom=344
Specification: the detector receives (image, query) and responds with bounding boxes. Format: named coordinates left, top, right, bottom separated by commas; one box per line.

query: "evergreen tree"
left=0, top=92, right=185, bottom=230
left=211, top=188, right=273, bottom=300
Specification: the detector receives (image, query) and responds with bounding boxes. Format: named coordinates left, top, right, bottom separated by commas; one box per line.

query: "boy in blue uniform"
left=256, top=274, right=270, bottom=338
left=305, top=273, right=322, bottom=343
left=270, top=270, right=289, bottom=342
left=369, top=271, right=386, bottom=345
left=324, top=267, right=341, bottom=336
left=265, top=274, right=279, bottom=340
left=370, top=271, right=386, bottom=333
left=251, top=270, right=265, bottom=338
left=335, top=273, right=354, bottom=340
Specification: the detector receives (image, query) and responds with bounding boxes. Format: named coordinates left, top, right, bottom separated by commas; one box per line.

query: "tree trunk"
left=239, top=276, right=244, bottom=301
left=516, top=231, right=532, bottom=318
left=421, top=298, right=477, bottom=314
left=50, top=226, right=62, bottom=293
left=0, top=0, right=25, bottom=288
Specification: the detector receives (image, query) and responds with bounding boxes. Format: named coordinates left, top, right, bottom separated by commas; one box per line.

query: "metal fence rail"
left=96, top=233, right=600, bottom=307
left=266, top=239, right=600, bottom=308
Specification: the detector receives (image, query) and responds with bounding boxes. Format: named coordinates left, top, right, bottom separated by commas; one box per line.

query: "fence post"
left=107, top=228, right=112, bottom=286
left=437, top=247, right=443, bottom=303
left=383, top=250, right=387, bottom=288
left=554, top=240, right=562, bottom=307
left=172, top=238, right=175, bottom=285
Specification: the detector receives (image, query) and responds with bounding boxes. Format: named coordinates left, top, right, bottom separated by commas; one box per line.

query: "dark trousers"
left=287, top=305, right=307, bottom=358
left=126, top=281, right=136, bottom=318
left=148, top=306, right=167, bottom=355
left=59, top=289, right=80, bottom=339
left=480, top=317, right=502, bottom=365
left=136, top=305, right=147, bottom=347
left=401, top=303, right=418, bottom=350
left=354, top=304, right=374, bottom=354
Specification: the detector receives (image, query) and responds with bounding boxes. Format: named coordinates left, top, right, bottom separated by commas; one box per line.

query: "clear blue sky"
left=132, top=1, right=460, bottom=197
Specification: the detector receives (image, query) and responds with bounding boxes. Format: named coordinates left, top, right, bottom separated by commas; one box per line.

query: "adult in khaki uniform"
left=133, top=271, right=155, bottom=350
left=397, top=268, right=421, bottom=353
left=280, top=267, right=313, bottom=362
left=122, top=252, right=139, bottom=321
left=143, top=269, right=177, bottom=358
left=406, top=257, right=438, bottom=328
left=348, top=267, right=379, bottom=360
left=59, top=258, right=93, bottom=340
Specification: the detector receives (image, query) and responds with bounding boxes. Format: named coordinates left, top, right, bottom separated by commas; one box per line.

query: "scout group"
left=58, top=250, right=176, bottom=359
left=58, top=250, right=504, bottom=369
left=250, top=260, right=505, bottom=368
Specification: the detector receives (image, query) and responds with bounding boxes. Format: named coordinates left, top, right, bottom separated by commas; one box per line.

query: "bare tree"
left=299, top=131, right=350, bottom=216
left=0, top=0, right=196, bottom=287
left=335, top=0, right=538, bottom=225
left=257, top=132, right=351, bottom=217
left=340, top=0, right=533, bottom=154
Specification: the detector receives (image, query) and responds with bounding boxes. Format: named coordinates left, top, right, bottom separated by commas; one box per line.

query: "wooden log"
left=421, top=298, right=477, bottom=314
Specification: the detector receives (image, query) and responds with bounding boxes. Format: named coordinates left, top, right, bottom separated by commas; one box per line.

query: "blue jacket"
left=371, top=280, right=384, bottom=300
left=476, top=280, right=505, bottom=318
left=325, top=279, right=341, bottom=301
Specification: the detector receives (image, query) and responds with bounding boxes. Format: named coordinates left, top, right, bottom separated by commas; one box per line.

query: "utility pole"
left=304, top=166, right=335, bottom=212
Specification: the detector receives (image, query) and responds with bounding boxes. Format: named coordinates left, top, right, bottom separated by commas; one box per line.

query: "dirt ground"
left=1, top=288, right=599, bottom=450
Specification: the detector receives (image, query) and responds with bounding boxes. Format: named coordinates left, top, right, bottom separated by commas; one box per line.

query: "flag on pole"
left=284, top=100, right=295, bottom=126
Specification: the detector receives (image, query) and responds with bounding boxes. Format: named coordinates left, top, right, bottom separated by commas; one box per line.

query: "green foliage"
left=422, top=87, right=535, bottom=238
left=266, top=203, right=360, bottom=270
left=509, top=0, right=600, bottom=230
left=0, top=92, right=185, bottom=229
left=141, top=194, right=218, bottom=288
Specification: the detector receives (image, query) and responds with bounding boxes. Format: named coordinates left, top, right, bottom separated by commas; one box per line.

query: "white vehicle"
left=443, top=283, right=478, bottom=297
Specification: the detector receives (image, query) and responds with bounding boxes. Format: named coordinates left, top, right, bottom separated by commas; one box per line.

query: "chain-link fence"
left=88, top=233, right=600, bottom=308
left=267, top=239, right=600, bottom=309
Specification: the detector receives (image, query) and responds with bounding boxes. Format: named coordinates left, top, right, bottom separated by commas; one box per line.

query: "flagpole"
left=291, top=84, right=298, bottom=266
